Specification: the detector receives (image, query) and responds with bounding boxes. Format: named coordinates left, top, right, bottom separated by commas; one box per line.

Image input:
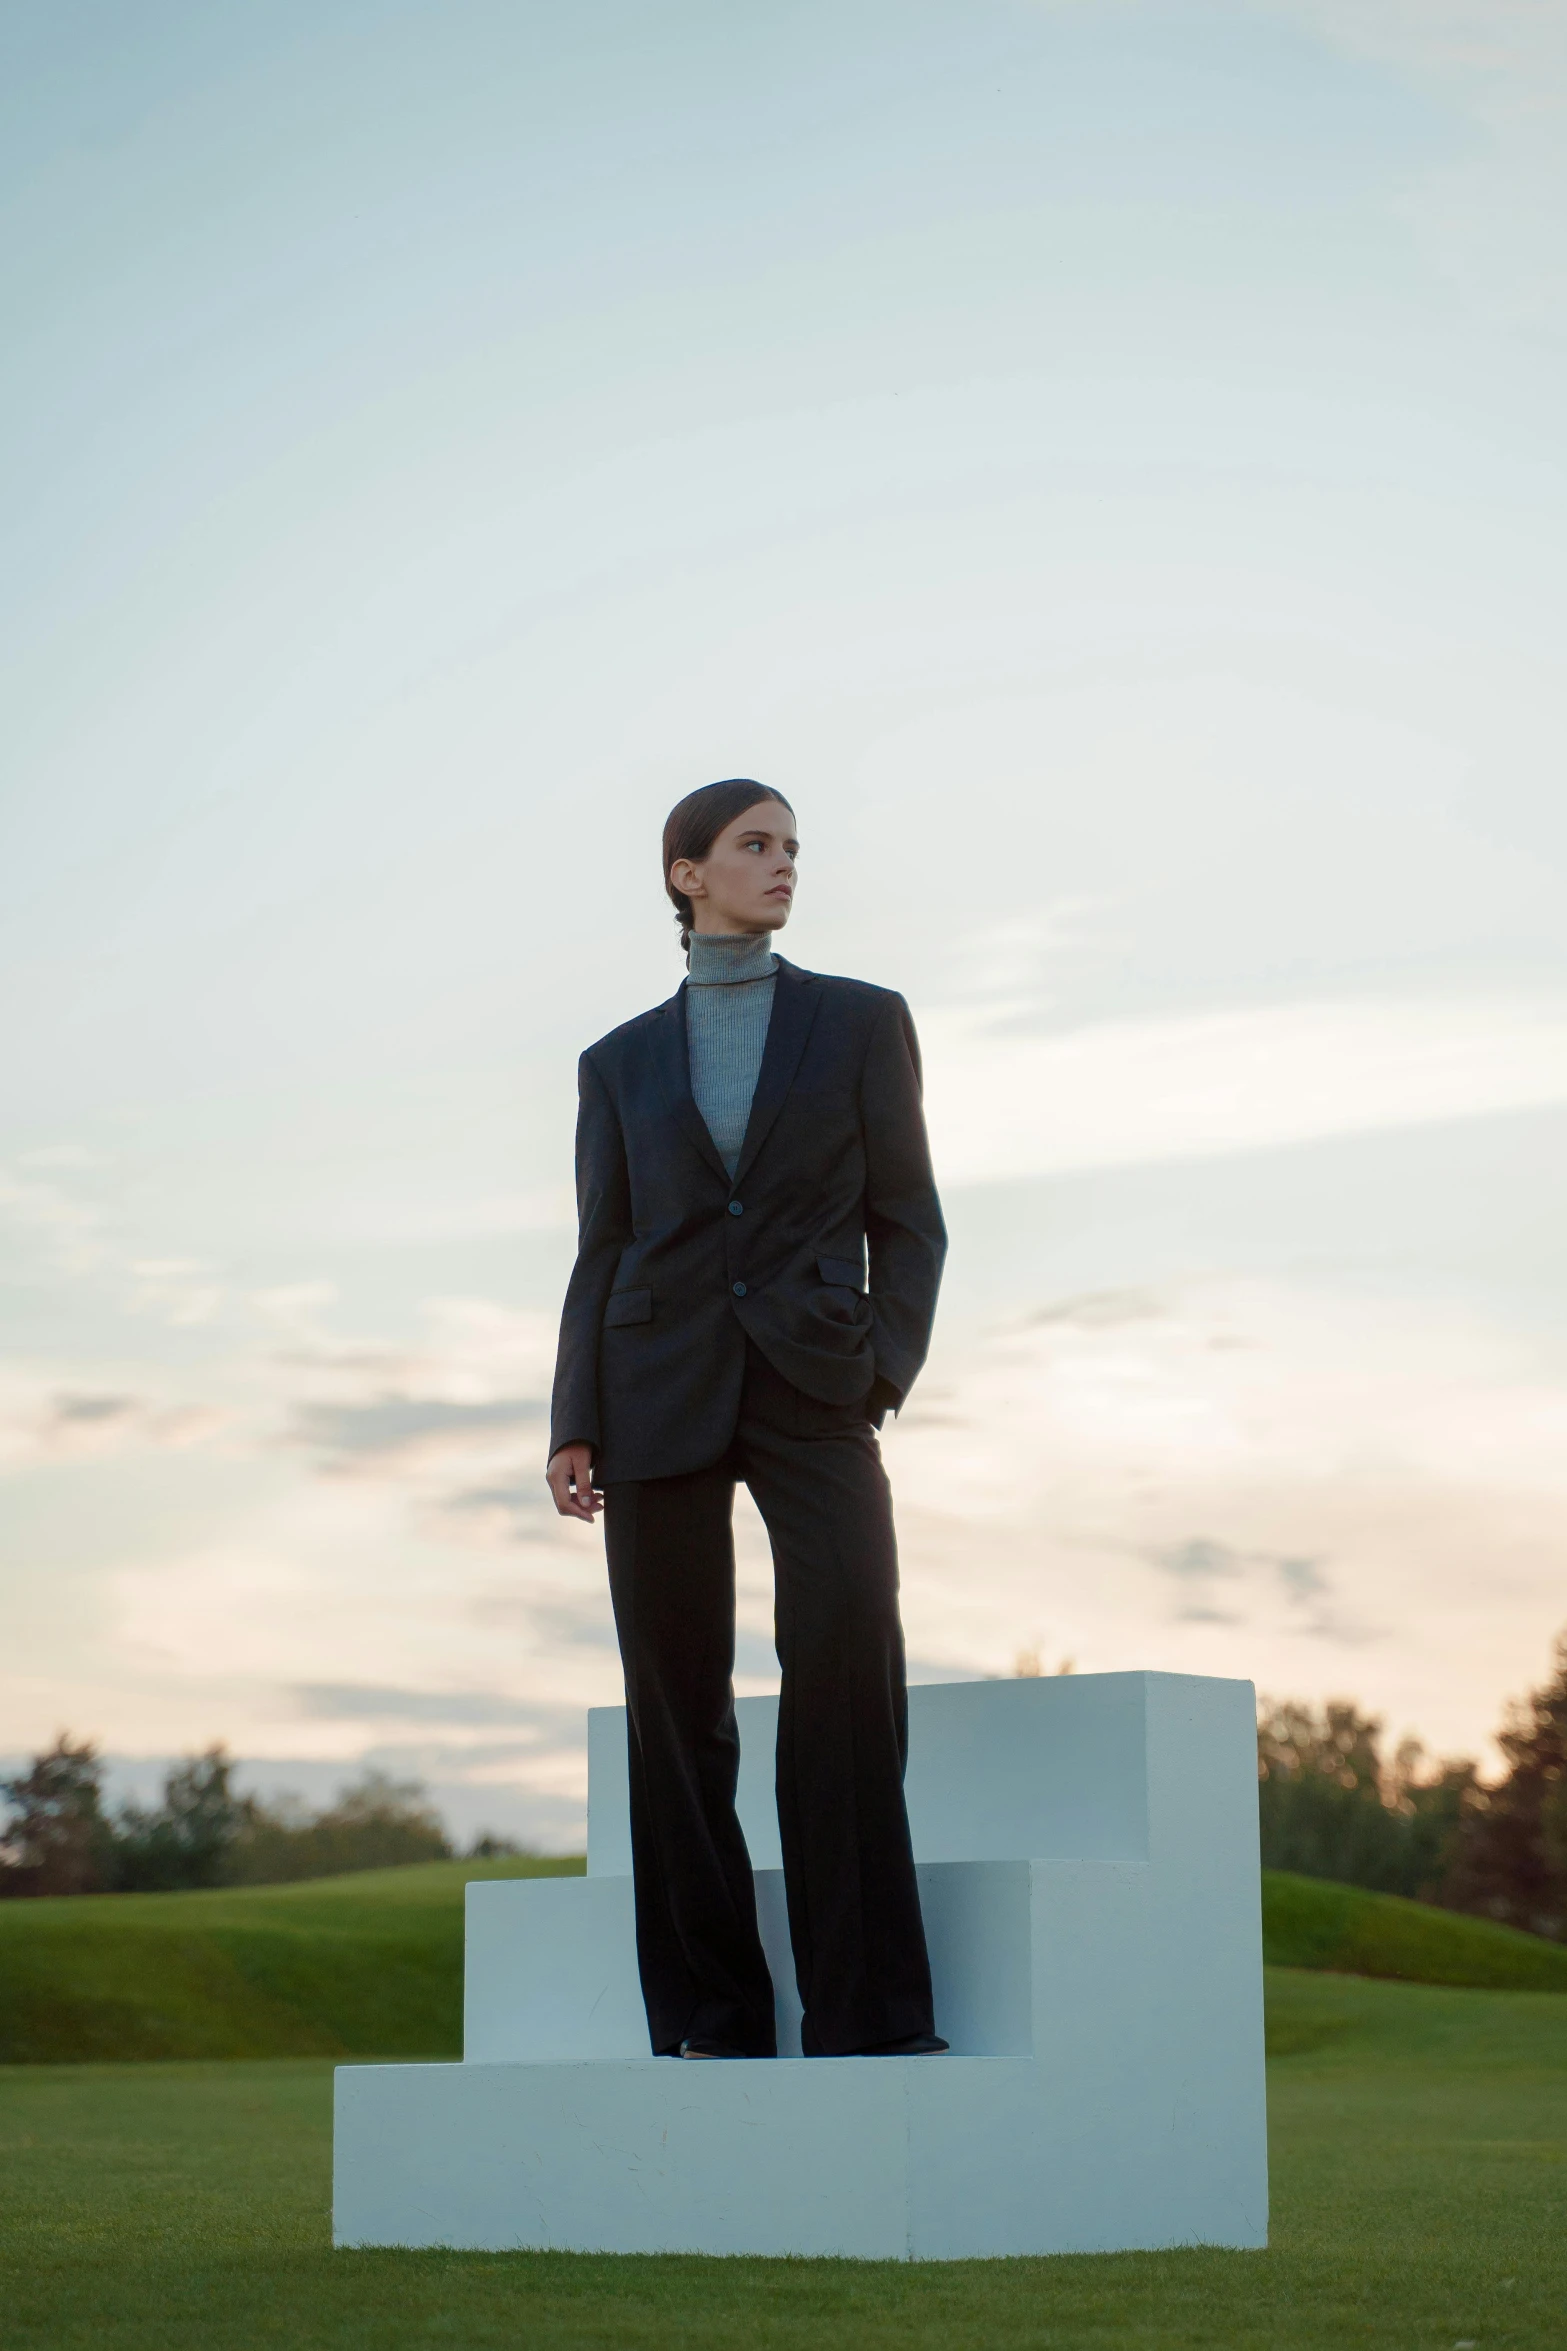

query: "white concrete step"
left=587, top=1672, right=1162, bottom=1876
left=335, top=1672, right=1270, bottom=2259
left=464, top=1858, right=1037, bottom=2062
left=334, top=2046, right=1268, bottom=2259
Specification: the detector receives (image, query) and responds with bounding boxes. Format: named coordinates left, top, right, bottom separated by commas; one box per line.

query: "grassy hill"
left=0, top=1855, right=583, bottom=2065
left=2, top=1858, right=1563, bottom=2065
left=1261, top=1867, right=1567, bottom=1991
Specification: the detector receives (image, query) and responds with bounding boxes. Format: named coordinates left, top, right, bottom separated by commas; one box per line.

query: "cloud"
left=1258, top=0, right=1567, bottom=324
left=436, top=1478, right=561, bottom=1545
left=1155, top=1538, right=1247, bottom=1580
left=267, top=1296, right=563, bottom=1542
left=942, top=901, right=1121, bottom=1016
left=922, top=996, right=1567, bottom=1187
left=292, top=1683, right=579, bottom=1735
left=52, top=1393, right=138, bottom=1430
left=1262, top=0, right=1567, bottom=88
left=128, top=1258, right=224, bottom=1328
left=18, top=1145, right=95, bottom=1171
left=0, top=1160, right=108, bottom=1275
left=1027, top=1290, right=1168, bottom=1331
left=104, top=1501, right=623, bottom=1791
left=882, top=1275, right=1567, bottom=1757
left=341, top=1187, right=577, bottom=1245
left=0, top=1381, right=222, bottom=1468
left=1278, top=1555, right=1329, bottom=1602
left=471, top=1586, right=617, bottom=1649
left=0, top=1161, right=227, bottom=1325
left=86, top=1281, right=613, bottom=1776
left=288, top=1394, right=545, bottom=1471
left=356, top=1740, right=589, bottom=1781
left=252, top=1285, right=341, bottom=1342
left=1152, top=1534, right=1367, bottom=1641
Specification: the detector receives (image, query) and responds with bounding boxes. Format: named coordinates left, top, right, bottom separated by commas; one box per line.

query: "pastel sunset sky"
left=4, top=0, right=1566, bottom=1841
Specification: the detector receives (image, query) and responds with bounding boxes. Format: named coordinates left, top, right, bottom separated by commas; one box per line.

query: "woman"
left=546, top=778, right=948, bottom=2060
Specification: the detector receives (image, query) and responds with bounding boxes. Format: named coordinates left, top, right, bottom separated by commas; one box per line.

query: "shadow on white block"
left=335, top=1671, right=1269, bottom=2259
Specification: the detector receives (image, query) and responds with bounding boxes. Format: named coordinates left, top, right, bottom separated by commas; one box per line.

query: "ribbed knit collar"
left=686, top=933, right=779, bottom=986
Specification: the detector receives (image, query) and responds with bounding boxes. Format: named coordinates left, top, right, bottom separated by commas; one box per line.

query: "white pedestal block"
left=335, top=1670, right=1268, bottom=2258
left=463, top=1861, right=1034, bottom=2061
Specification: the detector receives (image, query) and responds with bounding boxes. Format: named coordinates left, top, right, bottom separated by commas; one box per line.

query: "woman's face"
left=673, top=800, right=798, bottom=935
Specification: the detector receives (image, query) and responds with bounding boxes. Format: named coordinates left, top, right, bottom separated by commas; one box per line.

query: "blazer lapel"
left=648, top=984, right=731, bottom=1185
left=732, top=960, right=820, bottom=1188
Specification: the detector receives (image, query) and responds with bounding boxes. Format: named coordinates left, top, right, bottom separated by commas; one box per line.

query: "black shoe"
left=858, top=2032, right=950, bottom=2056
left=677, top=2037, right=763, bottom=2059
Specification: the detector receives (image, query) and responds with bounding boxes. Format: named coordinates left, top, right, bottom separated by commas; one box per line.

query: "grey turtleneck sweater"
left=684, top=932, right=778, bottom=1177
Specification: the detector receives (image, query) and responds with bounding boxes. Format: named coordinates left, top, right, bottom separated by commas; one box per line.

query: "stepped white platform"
left=334, top=1671, right=1268, bottom=2259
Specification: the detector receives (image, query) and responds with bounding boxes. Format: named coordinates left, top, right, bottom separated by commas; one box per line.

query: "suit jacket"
left=549, top=958, right=947, bottom=1485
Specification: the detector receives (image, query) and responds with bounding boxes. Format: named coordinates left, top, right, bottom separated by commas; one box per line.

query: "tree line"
left=0, top=1741, right=525, bottom=1897
left=6, top=1630, right=1565, bottom=1926
left=1258, top=1630, right=1567, bottom=1940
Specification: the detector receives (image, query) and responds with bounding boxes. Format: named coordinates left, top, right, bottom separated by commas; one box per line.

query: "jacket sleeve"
left=859, top=993, right=947, bottom=1409
left=548, top=1051, right=632, bottom=1461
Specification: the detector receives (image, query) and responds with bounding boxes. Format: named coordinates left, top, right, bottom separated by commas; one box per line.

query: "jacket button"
left=728, top=1200, right=744, bottom=1216
left=732, top=1281, right=747, bottom=1297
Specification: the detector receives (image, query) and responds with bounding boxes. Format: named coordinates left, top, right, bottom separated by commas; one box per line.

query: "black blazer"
left=549, top=958, right=947, bottom=1485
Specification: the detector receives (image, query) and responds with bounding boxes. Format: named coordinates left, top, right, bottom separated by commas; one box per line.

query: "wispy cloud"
left=340, top=1188, right=577, bottom=1245
left=268, top=1296, right=562, bottom=1548
left=1260, top=0, right=1567, bottom=323
left=470, top=1584, right=619, bottom=1651
left=293, top=1683, right=579, bottom=1735
left=0, top=1157, right=225, bottom=1326
left=288, top=1394, right=545, bottom=1470
left=1152, top=1535, right=1372, bottom=1642
left=80, top=1287, right=612, bottom=1792
left=1263, top=0, right=1567, bottom=86
left=922, top=996, right=1567, bottom=1186
left=884, top=1276, right=1567, bottom=1757
left=0, top=1159, right=108, bottom=1275
left=0, top=1379, right=222, bottom=1468
left=1155, top=1537, right=1248, bottom=1582
left=439, top=1479, right=559, bottom=1542
left=128, top=1258, right=225, bottom=1328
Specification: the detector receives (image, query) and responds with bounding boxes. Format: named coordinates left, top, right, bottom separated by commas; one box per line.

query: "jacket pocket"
left=603, top=1286, right=653, bottom=1328
left=817, top=1252, right=867, bottom=1294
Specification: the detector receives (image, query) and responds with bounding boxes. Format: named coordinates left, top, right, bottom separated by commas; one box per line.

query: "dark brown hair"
left=662, top=778, right=795, bottom=952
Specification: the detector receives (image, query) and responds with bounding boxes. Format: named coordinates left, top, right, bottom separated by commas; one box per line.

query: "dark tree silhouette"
left=112, top=1745, right=244, bottom=1892
left=0, top=1734, right=112, bottom=1896
left=1256, top=1699, right=1479, bottom=1900
left=1438, top=1633, right=1567, bottom=1940
left=226, top=1768, right=451, bottom=1884
left=1, top=1742, right=455, bottom=1896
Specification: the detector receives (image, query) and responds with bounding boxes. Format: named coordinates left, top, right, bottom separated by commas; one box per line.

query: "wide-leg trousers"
left=602, top=1342, right=936, bottom=2057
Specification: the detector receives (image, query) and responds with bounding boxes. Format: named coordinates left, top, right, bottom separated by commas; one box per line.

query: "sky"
left=3, top=0, right=1566, bottom=1844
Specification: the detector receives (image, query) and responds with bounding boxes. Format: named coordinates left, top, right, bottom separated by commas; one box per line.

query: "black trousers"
left=602, top=1343, right=935, bottom=2057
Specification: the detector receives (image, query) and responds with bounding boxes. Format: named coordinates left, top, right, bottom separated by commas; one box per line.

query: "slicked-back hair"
left=662, top=778, right=795, bottom=952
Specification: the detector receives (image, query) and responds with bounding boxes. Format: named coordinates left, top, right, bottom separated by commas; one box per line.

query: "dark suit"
left=549, top=958, right=947, bottom=2055
left=549, top=959, right=946, bottom=1484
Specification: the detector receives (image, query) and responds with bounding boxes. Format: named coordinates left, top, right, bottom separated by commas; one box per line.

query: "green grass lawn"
left=5, top=1857, right=1565, bottom=2066
left=1, top=1970, right=1563, bottom=2349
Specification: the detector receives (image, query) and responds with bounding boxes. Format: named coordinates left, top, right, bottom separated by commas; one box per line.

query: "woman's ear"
left=668, top=856, right=707, bottom=902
